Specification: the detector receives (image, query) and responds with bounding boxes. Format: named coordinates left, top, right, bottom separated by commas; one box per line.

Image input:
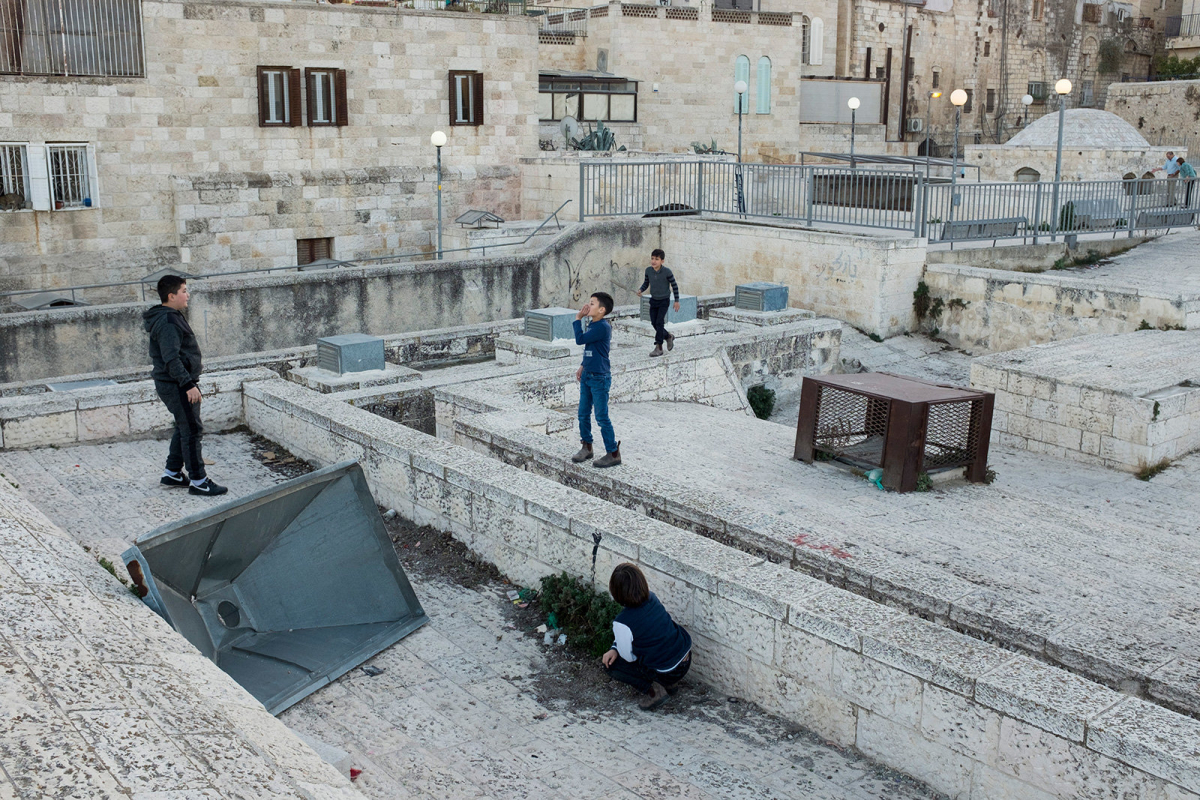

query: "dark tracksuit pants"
left=155, top=380, right=206, bottom=480
left=604, top=652, right=691, bottom=694
left=649, top=298, right=671, bottom=346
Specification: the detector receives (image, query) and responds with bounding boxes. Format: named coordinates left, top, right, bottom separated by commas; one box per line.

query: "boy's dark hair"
left=1179, top=157, right=1186, bottom=164
left=651, top=248, right=666, bottom=260
left=156, top=275, right=187, bottom=303
left=591, top=291, right=614, bottom=315
left=609, top=562, right=650, bottom=607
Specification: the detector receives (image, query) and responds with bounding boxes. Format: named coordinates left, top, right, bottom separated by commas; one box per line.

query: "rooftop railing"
left=1165, top=13, right=1200, bottom=37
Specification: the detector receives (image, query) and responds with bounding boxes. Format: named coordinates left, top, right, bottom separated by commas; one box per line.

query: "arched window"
left=734, top=55, right=750, bottom=113
left=801, top=16, right=810, bottom=64
left=810, top=17, right=824, bottom=65
left=1015, top=167, right=1041, bottom=182
left=756, top=57, right=772, bottom=114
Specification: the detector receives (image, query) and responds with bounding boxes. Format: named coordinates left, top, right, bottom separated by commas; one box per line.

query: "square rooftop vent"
left=640, top=295, right=698, bottom=324
left=317, top=334, right=385, bottom=375
left=735, top=282, right=789, bottom=312
left=524, top=307, right=579, bottom=341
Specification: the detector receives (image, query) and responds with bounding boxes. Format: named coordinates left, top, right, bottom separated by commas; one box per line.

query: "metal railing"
left=0, top=0, right=145, bottom=77
left=531, top=6, right=588, bottom=36
left=1165, top=13, right=1200, bottom=37
left=577, top=160, right=1200, bottom=243
left=1, top=201, right=573, bottom=308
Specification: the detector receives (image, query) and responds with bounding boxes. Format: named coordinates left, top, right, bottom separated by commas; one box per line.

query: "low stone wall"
left=241, top=376, right=1200, bottom=800
left=924, top=263, right=1200, bottom=354
left=971, top=330, right=1200, bottom=472
left=0, top=471, right=361, bottom=799
left=1106, top=80, right=1200, bottom=154
left=0, top=219, right=660, bottom=384
left=659, top=217, right=926, bottom=338
left=926, top=237, right=1150, bottom=273
left=0, top=368, right=272, bottom=450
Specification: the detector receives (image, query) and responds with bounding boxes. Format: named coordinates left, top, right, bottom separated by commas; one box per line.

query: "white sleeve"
left=612, top=621, right=636, bottom=662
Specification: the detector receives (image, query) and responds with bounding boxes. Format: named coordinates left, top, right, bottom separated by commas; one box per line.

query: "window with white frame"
left=258, top=66, right=300, bottom=126
left=538, top=76, right=638, bottom=122
left=449, top=70, right=484, bottom=126
left=801, top=17, right=810, bottom=64
left=48, top=144, right=90, bottom=208
left=306, top=68, right=348, bottom=127
left=734, top=55, right=750, bottom=113
left=756, top=57, right=771, bottom=114
left=0, top=144, right=30, bottom=210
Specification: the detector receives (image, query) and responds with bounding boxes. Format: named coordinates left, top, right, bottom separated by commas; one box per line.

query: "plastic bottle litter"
left=865, top=468, right=885, bottom=491
left=543, top=629, right=558, bottom=645
left=383, top=509, right=397, bottom=518
left=556, top=634, right=567, bottom=646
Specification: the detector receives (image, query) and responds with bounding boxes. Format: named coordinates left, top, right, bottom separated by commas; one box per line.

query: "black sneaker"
left=188, top=478, right=228, bottom=497
left=160, top=472, right=189, bottom=488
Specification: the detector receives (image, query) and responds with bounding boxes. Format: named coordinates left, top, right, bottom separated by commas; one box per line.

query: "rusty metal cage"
left=795, top=373, right=994, bottom=492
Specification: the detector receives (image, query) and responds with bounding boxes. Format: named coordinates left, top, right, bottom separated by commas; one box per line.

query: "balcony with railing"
left=1166, top=13, right=1200, bottom=37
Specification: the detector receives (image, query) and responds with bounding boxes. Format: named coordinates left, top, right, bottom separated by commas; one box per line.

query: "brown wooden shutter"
left=472, top=72, right=484, bottom=127
left=288, top=67, right=302, bottom=127
left=313, top=237, right=331, bottom=261
left=257, top=66, right=270, bottom=126
left=305, top=68, right=316, bottom=126
left=297, top=238, right=312, bottom=265
left=448, top=71, right=459, bottom=126
left=335, top=69, right=348, bottom=126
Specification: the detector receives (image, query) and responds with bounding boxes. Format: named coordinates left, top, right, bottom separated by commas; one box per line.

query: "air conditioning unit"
left=735, top=282, right=790, bottom=312
left=317, top=333, right=385, bottom=375
left=907, top=118, right=924, bottom=133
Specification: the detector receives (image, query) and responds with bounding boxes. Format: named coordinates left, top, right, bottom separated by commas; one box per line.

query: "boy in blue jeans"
left=572, top=291, right=621, bottom=468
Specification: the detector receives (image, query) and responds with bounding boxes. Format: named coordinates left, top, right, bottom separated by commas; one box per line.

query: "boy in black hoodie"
left=143, top=275, right=227, bottom=496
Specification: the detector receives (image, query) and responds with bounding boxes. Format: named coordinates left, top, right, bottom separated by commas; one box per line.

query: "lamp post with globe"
left=1052, top=79, right=1072, bottom=241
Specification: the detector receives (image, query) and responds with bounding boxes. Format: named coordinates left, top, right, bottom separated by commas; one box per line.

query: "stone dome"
left=1005, top=108, right=1150, bottom=149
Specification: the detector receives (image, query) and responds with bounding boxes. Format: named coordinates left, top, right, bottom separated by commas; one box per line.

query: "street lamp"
left=847, top=96, right=861, bottom=169
left=1052, top=79, right=1071, bottom=241
left=1021, top=93, right=1033, bottom=127
left=431, top=130, right=447, bottom=259
left=948, top=89, right=968, bottom=229
left=734, top=80, right=747, bottom=163
left=925, top=91, right=942, bottom=181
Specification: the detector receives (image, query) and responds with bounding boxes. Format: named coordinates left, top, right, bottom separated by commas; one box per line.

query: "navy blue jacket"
left=612, top=592, right=692, bottom=672
left=574, top=317, right=611, bottom=375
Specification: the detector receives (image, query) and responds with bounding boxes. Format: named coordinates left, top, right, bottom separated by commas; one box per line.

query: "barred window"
left=48, top=144, right=90, bottom=209
left=0, top=0, right=145, bottom=77
left=0, top=144, right=30, bottom=210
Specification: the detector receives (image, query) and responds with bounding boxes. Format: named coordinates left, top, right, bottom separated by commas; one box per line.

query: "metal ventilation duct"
left=123, top=461, right=427, bottom=714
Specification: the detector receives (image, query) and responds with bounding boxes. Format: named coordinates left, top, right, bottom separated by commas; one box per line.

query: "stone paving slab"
left=0, top=433, right=943, bottom=800
left=541, top=400, right=1200, bottom=719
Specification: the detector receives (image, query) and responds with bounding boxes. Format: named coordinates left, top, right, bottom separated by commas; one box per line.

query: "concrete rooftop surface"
left=0, top=433, right=943, bottom=800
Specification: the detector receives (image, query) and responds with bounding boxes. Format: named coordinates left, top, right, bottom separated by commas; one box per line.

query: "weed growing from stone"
left=1136, top=458, right=1172, bottom=482
left=537, top=572, right=622, bottom=658
left=915, top=472, right=933, bottom=492
left=913, top=281, right=931, bottom=320
left=867, top=333, right=883, bottom=342
left=747, top=385, right=776, bottom=420
left=97, top=556, right=141, bottom=597
left=1153, top=401, right=1161, bottom=421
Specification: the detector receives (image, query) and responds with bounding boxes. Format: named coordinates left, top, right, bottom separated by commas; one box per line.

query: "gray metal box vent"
left=639, top=295, right=699, bottom=324
left=123, top=461, right=428, bottom=715
left=524, top=307, right=579, bottom=341
left=317, top=333, right=385, bottom=375
left=735, top=282, right=789, bottom=312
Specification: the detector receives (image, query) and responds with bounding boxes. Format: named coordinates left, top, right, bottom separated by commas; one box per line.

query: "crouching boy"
left=601, top=562, right=692, bottom=710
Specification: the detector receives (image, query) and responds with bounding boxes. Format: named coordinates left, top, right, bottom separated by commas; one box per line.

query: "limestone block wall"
left=241, top=376, right=1200, bottom=800
left=0, top=477, right=362, bottom=798
left=971, top=330, right=1200, bottom=471
left=0, top=219, right=661, bottom=383
left=1106, top=80, right=1200, bottom=148
left=923, top=263, right=1200, bottom=354
left=0, top=0, right=540, bottom=291
left=659, top=217, right=926, bottom=337
left=0, top=368, right=273, bottom=450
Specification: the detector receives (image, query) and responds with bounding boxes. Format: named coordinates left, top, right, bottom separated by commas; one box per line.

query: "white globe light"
left=1055, top=78, right=1072, bottom=95
left=430, top=130, right=447, bottom=148
left=847, top=96, right=861, bottom=110
left=950, top=89, right=968, bottom=107
left=1022, top=93, right=1034, bottom=106
left=734, top=80, right=748, bottom=95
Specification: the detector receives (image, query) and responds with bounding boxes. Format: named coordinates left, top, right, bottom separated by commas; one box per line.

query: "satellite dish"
left=560, top=115, right=581, bottom=144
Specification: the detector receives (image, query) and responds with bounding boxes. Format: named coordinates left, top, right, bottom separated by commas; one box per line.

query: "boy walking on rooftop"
left=636, top=248, right=680, bottom=358
left=572, top=292, right=621, bottom=468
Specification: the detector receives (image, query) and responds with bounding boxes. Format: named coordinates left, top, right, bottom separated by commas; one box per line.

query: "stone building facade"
left=840, top=0, right=1172, bottom=147
left=1, top=0, right=539, bottom=296
left=1106, top=77, right=1200, bottom=145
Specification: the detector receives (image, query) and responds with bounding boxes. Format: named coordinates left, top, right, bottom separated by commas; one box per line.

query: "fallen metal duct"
left=123, top=461, right=427, bottom=714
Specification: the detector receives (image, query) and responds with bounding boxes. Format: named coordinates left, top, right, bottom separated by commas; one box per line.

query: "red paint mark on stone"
left=793, top=533, right=853, bottom=560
